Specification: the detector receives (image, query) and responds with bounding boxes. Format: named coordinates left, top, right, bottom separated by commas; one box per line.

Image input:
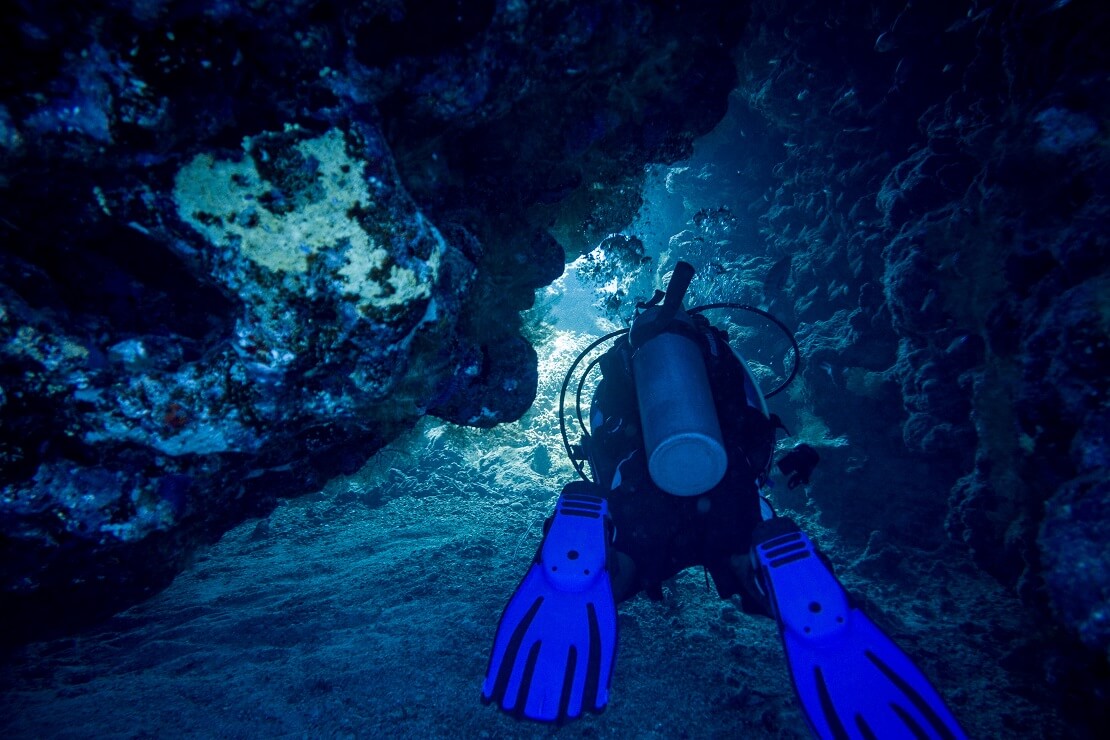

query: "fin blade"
left=482, top=492, right=618, bottom=723
left=755, top=522, right=966, bottom=739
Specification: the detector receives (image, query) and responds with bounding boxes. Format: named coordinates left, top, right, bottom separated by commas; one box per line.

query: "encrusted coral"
left=174, top=127, right=438, bottom=314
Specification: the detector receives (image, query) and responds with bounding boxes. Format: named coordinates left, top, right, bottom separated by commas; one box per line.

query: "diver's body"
left=481, top=262, right=966, bottom=739
left=588, top=325, right=772, bottom=612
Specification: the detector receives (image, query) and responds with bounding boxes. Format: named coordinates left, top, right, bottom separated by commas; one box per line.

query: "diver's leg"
left=609, top=550, right=639, bottom=604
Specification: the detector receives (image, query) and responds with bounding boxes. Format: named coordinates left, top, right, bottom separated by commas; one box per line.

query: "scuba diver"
left=481, top=261, right=966, bottom=739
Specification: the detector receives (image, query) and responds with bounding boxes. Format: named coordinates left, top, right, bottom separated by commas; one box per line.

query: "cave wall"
left=728, top=0, right=1108, bottom=657
left=0, top=0, right=748, bottom=641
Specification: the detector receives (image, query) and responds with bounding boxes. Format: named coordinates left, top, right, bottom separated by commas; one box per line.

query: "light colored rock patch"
left=173, top=127, right=436, bottom=312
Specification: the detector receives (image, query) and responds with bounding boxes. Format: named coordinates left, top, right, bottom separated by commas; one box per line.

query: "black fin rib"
left=584, top=602, right=601, bottom=711
left=890, top=701, right=932, bottom=740
left=814, top=665, right=850, bottom=740
left=559, top=645, right=578, bottom=721
left=855, top=712, right=877, bottom=740
left=866, top=649, right=959, bottom=740
left=491, top=596, right=543, bottom=711
left=515, top=640, right=542, bottom=719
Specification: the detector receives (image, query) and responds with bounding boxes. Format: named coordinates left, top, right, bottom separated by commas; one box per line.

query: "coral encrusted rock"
left=0, top=0, right=748, bottom=642
left=0, top=121, right=491, bottom=639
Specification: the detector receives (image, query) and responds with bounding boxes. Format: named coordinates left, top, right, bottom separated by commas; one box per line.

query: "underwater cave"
left=1, top=1, right=1107, bottom=737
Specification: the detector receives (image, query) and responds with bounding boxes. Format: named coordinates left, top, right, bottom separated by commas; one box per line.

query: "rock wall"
left=0, top=0, right=747, bottom=641
left=728, top=0, right=1108, bottom=661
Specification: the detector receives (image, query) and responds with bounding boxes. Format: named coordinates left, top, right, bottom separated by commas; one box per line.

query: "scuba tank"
left=628, top=262, right=726, bottom=496
left=557, top=256, right=801, bottom=493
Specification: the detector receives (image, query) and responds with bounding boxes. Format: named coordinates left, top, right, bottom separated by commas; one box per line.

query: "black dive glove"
left=776, top=443, right=819, bottom=489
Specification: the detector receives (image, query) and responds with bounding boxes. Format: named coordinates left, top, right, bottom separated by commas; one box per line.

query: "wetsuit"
left=584, top=314, right=777, bottom=614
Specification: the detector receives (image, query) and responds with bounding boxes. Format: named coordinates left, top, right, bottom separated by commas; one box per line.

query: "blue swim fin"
left=753, top=518, right=967, bottom=740
left=482, top=487, right=618, bottom=723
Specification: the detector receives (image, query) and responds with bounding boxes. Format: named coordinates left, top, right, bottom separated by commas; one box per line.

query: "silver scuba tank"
left=629, top=263, right=727, bottom=497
